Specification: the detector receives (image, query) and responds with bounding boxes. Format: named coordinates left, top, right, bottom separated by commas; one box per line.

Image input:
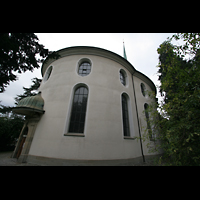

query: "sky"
left=0, top=33, right=174, bottom=107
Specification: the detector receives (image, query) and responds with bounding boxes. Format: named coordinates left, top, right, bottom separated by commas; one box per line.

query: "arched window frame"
left=121, top=92, right=136, bottom=140
left=141, top=83, right=146, bottom=97
left=144, top=103, right=154, bottom=140
left=43, top=65, right=53, bottom=83
left=119, top=69, right=127, bottom=86
left=64, top=84, right=89, bottom=137
left=77, top=58, right=92, bottom=77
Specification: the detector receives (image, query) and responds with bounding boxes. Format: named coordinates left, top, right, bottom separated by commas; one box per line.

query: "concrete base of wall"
left=25, top=154, right=162, bottom=166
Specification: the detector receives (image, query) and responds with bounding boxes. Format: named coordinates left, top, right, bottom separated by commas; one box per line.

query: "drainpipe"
left=131, top=75, right=145, bottom=163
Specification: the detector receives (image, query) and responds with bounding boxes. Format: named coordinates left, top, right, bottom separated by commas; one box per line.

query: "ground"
left=0, top=151, right=157, bottom=166
left=0, top=151, right=39, bottom=166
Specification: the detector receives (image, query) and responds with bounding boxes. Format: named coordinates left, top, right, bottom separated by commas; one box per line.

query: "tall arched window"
left=68, top=86, right=88, bottom=134
left=144, top=103, right=153, bottom=139
left=121, top=93, right=130, bottom=136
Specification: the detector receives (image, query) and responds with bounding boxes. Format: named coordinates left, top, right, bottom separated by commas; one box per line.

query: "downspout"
left=131, top=75, right=145, bottom=163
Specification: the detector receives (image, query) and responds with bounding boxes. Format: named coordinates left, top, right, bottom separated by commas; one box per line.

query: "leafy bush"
left=141, top=33, right=200, bottom=166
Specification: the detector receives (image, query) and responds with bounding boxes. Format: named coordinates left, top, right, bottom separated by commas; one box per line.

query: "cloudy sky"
left=0, top=33, right=174, bottom=107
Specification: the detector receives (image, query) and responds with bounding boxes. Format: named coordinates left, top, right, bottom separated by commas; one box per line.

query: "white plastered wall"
left=29, top=54, right=155, bottom=160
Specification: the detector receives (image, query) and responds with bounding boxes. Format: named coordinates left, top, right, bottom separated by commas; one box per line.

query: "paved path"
left=0, top=151, right=39, bottom=166
left=0, top=151, right=156, bottom=166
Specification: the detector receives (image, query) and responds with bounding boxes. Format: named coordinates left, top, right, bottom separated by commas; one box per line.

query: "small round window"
left=78, top=59, right=91, bottom=76
left=141, top=83, right=146, bottom=97
left=43, top=66, right=53, bottom=82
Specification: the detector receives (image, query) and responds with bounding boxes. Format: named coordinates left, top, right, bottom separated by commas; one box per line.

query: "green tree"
left=0, top=77, right=41, bottom=151
left=14, top=77, right=42, bottom=105
left=0, top=107, right=25, bottom=152
left=0, top=33, right=60, bottom=93
left=142, top=33, right=200, bottom=166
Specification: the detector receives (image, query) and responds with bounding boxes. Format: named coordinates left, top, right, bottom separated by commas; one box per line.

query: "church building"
left=12, top=45, right=160, bottom=165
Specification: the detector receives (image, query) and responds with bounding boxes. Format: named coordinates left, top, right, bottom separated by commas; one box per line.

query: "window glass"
left=144, top=103, right=150, bottom=129
left=44, top=66, right=53, bottom=82
left=144, top=103, right=153, bottom=139
left=141, top=83, right=146, bottom=97
left=120, top=70, right=126, bottom=86
left=122, top=94, right=130, bottom=136
left=68, top=86, right=88, bottom=133
left=78, top=62, right=91, bottom=76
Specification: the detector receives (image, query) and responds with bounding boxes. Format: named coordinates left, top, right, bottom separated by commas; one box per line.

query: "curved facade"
left=14, top=46, right=159, bottom=165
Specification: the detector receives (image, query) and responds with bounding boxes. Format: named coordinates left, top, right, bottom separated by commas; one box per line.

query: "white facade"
left=23, top=46, right=158, bottom=164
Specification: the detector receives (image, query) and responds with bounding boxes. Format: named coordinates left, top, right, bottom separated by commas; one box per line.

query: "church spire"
left=123, top=41, right=127, bottom=60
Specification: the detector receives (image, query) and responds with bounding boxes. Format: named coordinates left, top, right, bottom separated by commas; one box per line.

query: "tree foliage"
left=14, top=77, right=42, bottom=105
left=142, top=33, right=200, bottom=166
left=0, top=33, right=60, bottom=92
left=0, top=77, right=41, bottom=151
left=0, top=109, right=25, bottom=152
